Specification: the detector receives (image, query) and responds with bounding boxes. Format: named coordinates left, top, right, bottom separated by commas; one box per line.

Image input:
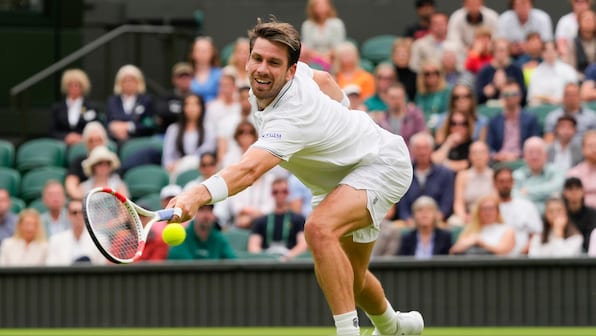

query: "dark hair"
left=233, top=120, right=258, bottom=141
left=556, top=114, right=577, bottom=128
left=189, top=36, right=220, bottom=68
left=176, top=94, right=206, bottom=156
left=541, top=197, right=580, bottom=244
left=248, top=18, right=302, bottom=67
left=493, top=166, right=513, bottom=181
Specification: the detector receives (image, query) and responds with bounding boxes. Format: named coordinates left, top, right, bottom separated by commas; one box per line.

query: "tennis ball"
left=162, top=223, right=186, bottom=246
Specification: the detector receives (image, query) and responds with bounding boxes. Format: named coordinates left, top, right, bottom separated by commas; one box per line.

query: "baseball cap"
left=172, top=62, right=193, bottom=77
left=343, top=84, right=361, bottom=97
left=563, top=177, right=583, bottom=189
left=160, top=184, right=182, bottom=199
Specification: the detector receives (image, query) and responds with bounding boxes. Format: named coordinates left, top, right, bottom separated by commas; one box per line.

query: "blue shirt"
left=190, top=67, right=222, bottom=104
left=399, top=164, right=455, bottom=220
left=415, top=231, right=434, bottom=259
left=0, top=212, right=17, bottom=245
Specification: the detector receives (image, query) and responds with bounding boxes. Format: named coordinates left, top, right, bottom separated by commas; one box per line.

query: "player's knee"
left=304, top=218, right=335, bottom=250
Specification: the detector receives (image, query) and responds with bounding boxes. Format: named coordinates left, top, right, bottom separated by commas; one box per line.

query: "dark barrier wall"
left=0, top=258, right=594, bottom=328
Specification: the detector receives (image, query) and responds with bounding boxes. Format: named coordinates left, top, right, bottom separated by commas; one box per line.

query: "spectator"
left=167, top=204, right=236, bottom=260
left=0, top=209, right=48, bottom=266
left=391, top=38, right=418, bottom=102
left=223, top=37, right=250, bottom=88
left=237, top=85, right=254, bottom=124
left=0, top=188, right=17, bottom=245
left=206, top=73, right=242, bottom=163
left=441, top=42, right=467, bottom=87
left=376, top=83, right=426, bottom=146
left=567, top=130, right=596, bottom=208
left=431, top=110, right=473, bottom=172
left=464, top=26, right=494, bottom=74
left=565, top=10, right=596, bottom=75
left=40, top=180, right=69, bottom=238
left=435, top=83, right=487, bottom=144
left=415, top=60, right=451, bottom=124
left=544, top=82, right=596, bottom=143
left=590, top=229, right=596, bottom=256
left=300, top=0, right=346, bottom=71
left=343, top=85, right=364, bottom=110
left=556, top=0, right=593, bottom=59
left=450, top=195, right=516, bottom=256
left=546, top=115, right=583, bottom=171
left=514, top=32, right=544, bottom=80
left=64, top=121, right=109, bottom=200
left=106, top=64, right=155, bottom=143
left=136, top=185, right=181, bottom=262
left=562, top=177, right=596, bottom=252
left=46, top=199, right=106, bottom=265
left=404, top=0, right=435, bottom=40
left=288, top=174, right=313, bottom=219
left=513, top=137, right=565, bottom=214
left=497, top=0, right=553, bottom=58
left=451, top=141, right=494, bottom=226
left=49, top=68, right=100, bottom=146
left=486, top=79, right=541, bottom=163
left=410, top=12, right=457, bottom=73
left=398, top=132, right=455, bottom=226
left=476, top=38, right=527, bottom=105
left=184, top=152, right=218, bottom=191
left=447, top=0, right=499, bottom=56
left=154, top=62, right=193, bottom=134
left=527, top=42, right=578, bottom=106
left=333, top=41, right=375, bottom=100
left=79, top=145, right=129, bottom=198
left=397, top=196, right=453, bottom=258
left=189, top=36, right=222, bottom=104
left=528, top=196, right=583, bottom=257
left=363, top=63, right=396, bottom=113
left=162, top=93, right=216, bottom=179
left=248, top=177, right=308, bottom=260
left=494, top=166, right=542, bottom=255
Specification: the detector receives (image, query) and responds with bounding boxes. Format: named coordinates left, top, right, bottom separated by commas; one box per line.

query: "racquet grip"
left=156, top=208, right=182, bottom=221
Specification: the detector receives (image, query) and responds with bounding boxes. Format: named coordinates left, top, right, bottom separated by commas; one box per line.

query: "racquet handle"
left=156, top=208, right=183, bottom=221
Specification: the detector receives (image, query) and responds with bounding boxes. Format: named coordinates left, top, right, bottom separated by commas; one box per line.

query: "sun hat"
left=82, top=145, right=120, bottom=177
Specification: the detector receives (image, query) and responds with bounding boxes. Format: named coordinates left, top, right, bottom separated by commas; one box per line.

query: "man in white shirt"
left=555, top=0, right=593, bottom=59
left=497, top=0, right=553, bottom=57
left=169, top=20, right=422, bottom=336
left=494, top=166, right=542, bottom=256
left=46, top=199, right=105, bottom=265
left=447, top=0, right=499, bottom=57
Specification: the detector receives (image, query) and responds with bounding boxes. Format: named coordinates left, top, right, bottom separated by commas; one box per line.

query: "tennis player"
left=169, top=19, right=424, bottom=336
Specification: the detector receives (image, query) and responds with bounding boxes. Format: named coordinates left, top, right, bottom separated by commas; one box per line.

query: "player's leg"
left=303, top=185, right=374, bottom=335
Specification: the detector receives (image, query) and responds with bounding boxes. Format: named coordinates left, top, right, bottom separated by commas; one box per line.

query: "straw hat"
left=82, top=145, right=120, bottom=177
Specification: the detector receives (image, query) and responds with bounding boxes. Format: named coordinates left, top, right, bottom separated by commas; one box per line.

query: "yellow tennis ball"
left=162, top=223, right=186, bottom=246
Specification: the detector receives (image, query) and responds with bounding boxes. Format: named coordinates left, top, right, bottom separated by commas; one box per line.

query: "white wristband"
left=341, top=93, right=350, bottom=108
left=200, top=175, right=229, bottom=204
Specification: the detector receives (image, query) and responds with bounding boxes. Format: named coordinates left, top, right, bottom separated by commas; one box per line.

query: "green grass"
left=0, top=328, right=595, bottom=336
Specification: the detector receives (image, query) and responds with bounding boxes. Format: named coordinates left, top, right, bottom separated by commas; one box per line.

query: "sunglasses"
left=450, top=120, right=468, bottom=127
left=423, top=70, right=440, bottom=77
left=272, top=189, right=289, bottom=196
left=502, top=91, right=520, bottom=98
left=453, top=93, right=472, bottom=100
left=200, top=161, right=216, bottom=168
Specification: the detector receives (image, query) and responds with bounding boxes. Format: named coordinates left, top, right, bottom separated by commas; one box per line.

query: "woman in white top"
left=527, top=42, right=578, bottom=106
left=450, top=195, right=515, bottom=256
left=0, top=209, right=48, bottom=266
left=529, top=196, right=583, bottom=257
left=300, top=0, right=346, bottom=70
left=79, top=145, right=129, bottom=197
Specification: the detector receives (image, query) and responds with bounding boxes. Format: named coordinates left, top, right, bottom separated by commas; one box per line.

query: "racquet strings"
left=85, top=192, right=140, bottom=261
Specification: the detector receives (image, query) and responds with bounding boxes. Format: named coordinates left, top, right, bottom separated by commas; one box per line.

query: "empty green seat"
left=477, top=104, right=502, bottom=119
left=123, top=164, right=169, bottom=200
left=119, top=137, right=163, bottom=164
left=10, top=197, right=25, bottom=214
left=361, top=35, right=397, bottom=66
left=20, top=167, right=66, bottom=203
left=16, top=138, right=66, bottom=173
left=136, top=192, right=162, bottom=211
left=175, top=169, right=200, bottom=188
left=28, top=198, right=47, bottom=214
left=0, top=140, right=15, bottom=167
left=66, top=141, right=117, bottom=166
left=0, top=167, right=21, bottom=197
left=222, top=228, right=251, bottom=252
left=527, top=104, right=560, bottom=129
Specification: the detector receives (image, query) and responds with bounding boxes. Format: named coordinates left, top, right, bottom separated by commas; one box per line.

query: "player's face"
left=247, top=37, right=297, bottom=109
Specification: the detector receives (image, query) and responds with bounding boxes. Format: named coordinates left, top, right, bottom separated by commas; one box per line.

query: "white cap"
left=343, top=84, right=361, bottom=97
left=160, top=184, right=182, bottom=199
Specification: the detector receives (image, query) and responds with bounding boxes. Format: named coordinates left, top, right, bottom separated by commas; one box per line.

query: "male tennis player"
left=169, top=19, right=424, bottom=336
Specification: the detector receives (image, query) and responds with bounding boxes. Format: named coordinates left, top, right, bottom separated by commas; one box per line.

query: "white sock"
left=333, top=310, right=360, bottom=336
left=366, top=299, right=398, bottom=335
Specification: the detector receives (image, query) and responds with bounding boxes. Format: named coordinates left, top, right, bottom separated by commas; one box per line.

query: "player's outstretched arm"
left=312, top=69, right=346, bottom=104
left=168, top=147, right=281, bottom=222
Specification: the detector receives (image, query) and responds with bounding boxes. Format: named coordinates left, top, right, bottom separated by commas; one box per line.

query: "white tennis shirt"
left=250, top=62, right=404, bottom=197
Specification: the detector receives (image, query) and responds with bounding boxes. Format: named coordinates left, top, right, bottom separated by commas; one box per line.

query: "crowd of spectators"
left=2, top=0, right=596, bottom=266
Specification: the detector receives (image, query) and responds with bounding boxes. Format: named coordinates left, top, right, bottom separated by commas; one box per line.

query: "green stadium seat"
left=0, top=140, right=15, bottom=167
left=10, top=197, right=25, bottom=214
left=222, top=228, right=251, bottom=252
left=16, top=138, right=66, bottom=173
left=450, top=226, right=464, bottom=243
left=66, top=141, right=117, bottom=166
left=20, top=167, right=66, bottom=203
left=220, top=41, right=235, bottom=66
left=234, top=250, right=279, bottom=260
left=175, top=169, right=200, bottom=188
left=28, top=198, right=47, bottom=213
left=0, top=167, right=21, bottom=197
left=477, top=104, right=502, bottom=119
left=123, top=164, right=169, bottom=200
left=360, top=58, right=375, bottom=73
left=360, top=34, right=397, bottom=66
left=527, top=104, right=560, bottom=129
left=136, top=192, right=162, bottom=211
left=493, top=159, right=525, bottom=171
left=119, top=137, right=163, bottom=164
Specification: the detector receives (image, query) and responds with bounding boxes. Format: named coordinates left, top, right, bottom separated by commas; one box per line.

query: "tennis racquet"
left=83, top=187, right=182, bottom=264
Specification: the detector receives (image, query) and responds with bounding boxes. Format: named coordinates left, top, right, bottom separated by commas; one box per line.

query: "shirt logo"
left=261, top=132, right=282, bottom=139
